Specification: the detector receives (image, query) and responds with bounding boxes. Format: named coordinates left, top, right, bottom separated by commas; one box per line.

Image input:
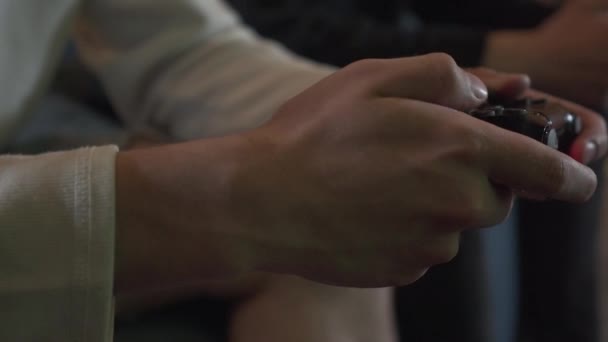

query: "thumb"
left=361, top=53, right=488, bottom=111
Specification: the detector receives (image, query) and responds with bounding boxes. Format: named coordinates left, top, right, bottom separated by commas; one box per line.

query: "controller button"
left=545, top=128, right=559, bottom=150
left=563, top=113, right=583, bottom=134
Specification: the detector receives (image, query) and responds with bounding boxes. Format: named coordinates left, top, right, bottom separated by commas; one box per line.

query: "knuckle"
left=426, top=53, right=460, bottom=81
left=422, top=53, right=467, bottom=102
left=426, top=52, right=458, bottom=68
left=343, top=58, right=385, bottom=77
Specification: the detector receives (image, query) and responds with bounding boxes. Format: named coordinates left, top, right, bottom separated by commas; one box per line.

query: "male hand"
left=483, top=0, right=608, bottom=110
left=224, top=53, right=596, bottom=287
left=116, top=54, right=597, bottom=291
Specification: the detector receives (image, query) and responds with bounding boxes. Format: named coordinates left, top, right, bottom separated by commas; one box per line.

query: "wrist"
left=114, top=135, right=261, bottom=294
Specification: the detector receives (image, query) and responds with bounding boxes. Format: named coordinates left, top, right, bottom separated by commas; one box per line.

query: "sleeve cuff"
left=0, top=146, right=117, bottom=341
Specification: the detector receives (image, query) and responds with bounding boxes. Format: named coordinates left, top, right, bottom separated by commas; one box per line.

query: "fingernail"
left=468, top=74, right=488, bottom=101
left=582, top=141, right=599, bottom=164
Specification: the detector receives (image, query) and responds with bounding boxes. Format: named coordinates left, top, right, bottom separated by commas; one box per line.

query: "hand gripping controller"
left=469, top=97, right=582, bottom=153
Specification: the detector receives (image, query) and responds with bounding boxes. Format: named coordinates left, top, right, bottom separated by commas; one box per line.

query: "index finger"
left=480, top=121, right=598, bottom=202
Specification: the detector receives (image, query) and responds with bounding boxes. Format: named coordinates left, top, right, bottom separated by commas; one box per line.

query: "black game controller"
left=469, top=97, right=582, bottom=153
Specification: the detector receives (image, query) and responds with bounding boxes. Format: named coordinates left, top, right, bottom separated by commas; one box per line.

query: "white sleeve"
left=0, top=146, right=117, bottom=342
left=0, top=0, right=78, bottom=147
left=73, top=0, right=334, bottom=140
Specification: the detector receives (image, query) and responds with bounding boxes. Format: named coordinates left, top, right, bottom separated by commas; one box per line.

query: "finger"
left=481, top=122, right=598, bottom=202
left=413, top=231, right=461, bottom=267
left=353, top=53, right=488, bottom=111
left=476, top=183, right=515, bottom=228
left=383, top=99, right=515, bottom=229
left=467, top=67, right=531, bottom=100
left=526, top=89, right=608, bottom=164
left=434, top=179, right=515, bottom=230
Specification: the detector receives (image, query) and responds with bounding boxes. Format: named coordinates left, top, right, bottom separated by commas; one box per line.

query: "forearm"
left=75, top=0, right=332, bottom=141
left=114, top=136, right=256, bottom=295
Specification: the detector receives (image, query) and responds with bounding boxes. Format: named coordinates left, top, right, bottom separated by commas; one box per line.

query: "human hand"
left=483, top=0, right=608, bottom=110
left=224, top=53, right=596, bottom=287
left=115, top=54, right=597, bottom=292
left=469, top=68, right=608, bottom=164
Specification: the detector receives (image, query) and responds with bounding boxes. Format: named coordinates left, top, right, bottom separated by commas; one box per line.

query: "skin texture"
left=115, top=53, right=601, bottom=295
left=112, top=54, right=607, bottom=342
left=483, top=0, right=608, bottom=111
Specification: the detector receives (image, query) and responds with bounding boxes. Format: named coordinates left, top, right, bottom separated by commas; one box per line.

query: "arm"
left=0, top=54, right=599, bottom=341
left=113, top=55, right=600, bottom=293
left=73, top=0, right=333, bottom=141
